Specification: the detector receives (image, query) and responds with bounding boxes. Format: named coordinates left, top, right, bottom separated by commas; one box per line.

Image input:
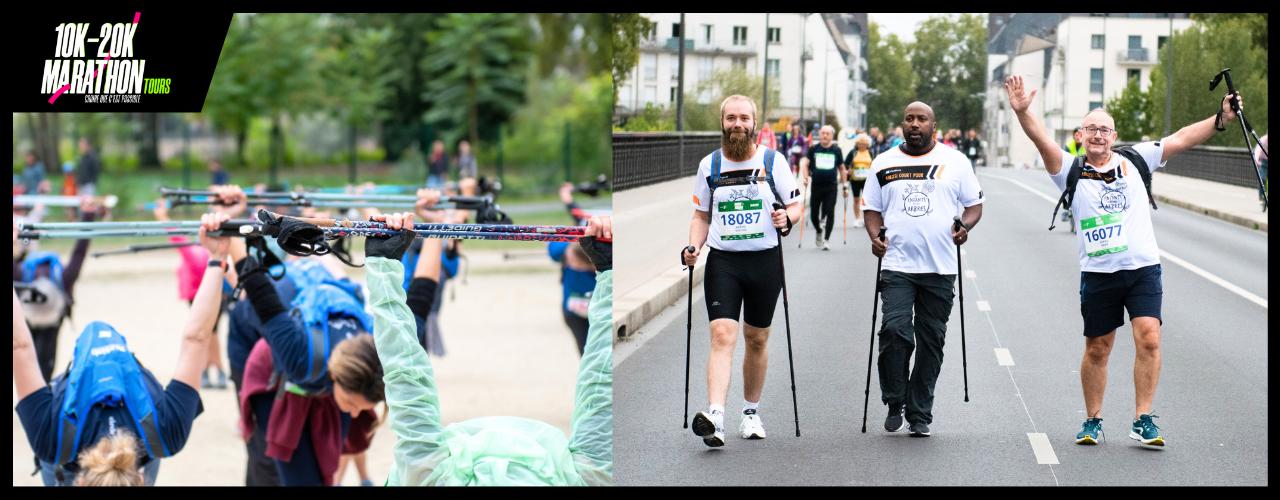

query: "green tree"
left=1149, top=16, right=1268, bottom=147
left=421, top=13, right=533, bottom=148
left=865, top=23, right=917, bottom=131
left=534, top=14, right=612, bottom=79
left=203, top=14, right=260, bottom=167
left=1191, top=13, right=1267, bottom=52
left=610, top=14, right=656, bottom=102
left=1107, top=76, right=1156, bottom=141
left=319, top=17, right=396, bottom=180
left=908, top=14, right=986, bottom=131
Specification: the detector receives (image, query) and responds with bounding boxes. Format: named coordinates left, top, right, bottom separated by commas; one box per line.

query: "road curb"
left=613, top=264, right=705, bottom=343
left=1154, top=194, right=1268, bottom=233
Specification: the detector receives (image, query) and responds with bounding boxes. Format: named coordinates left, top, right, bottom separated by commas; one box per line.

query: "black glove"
left=577, top=236, right=612, bottom=272
left=259, top=210, right=327, bottom=257
left=365, top=229, right=416, bottom=261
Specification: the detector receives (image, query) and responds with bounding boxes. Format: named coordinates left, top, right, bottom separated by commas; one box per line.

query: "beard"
left=722, top=126, right=756, bottom=161
left=904, top=127, right=933, bottom=149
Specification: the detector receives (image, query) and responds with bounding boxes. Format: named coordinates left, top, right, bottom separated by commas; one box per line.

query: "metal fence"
left=613, top=132, right=721, bottom=191
left=1119, top=142, right=1261, bottom=188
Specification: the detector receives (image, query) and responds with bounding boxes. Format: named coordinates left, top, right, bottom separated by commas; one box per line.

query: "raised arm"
left=172, top=213, right=230, bottom=389
left=1005, top=75, right=1065, bottom=175
left=568, top=216, right=614, bottom=485
left=1160, top=92, right=1241, bottom=162
left=363, top=213, right=443, bottom=485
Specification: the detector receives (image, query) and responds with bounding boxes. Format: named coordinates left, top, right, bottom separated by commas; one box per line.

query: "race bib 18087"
left=1080, top=212, right=1128, bottom=257
left=717, top=199, right=764, bottom=241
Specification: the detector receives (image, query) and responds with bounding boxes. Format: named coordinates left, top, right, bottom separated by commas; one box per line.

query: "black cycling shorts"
left=704, top=246, right=783, bottom=328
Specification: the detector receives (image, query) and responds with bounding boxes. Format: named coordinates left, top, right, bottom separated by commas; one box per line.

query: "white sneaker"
left=815, top=231, right=823, bottom=247
left=692, top=410, right=725, bottom=447
left=822, top=241, right=831, bottom=251
left=854, top=219, right=865, bottom=228
left=739, top=409, right=767, bottom=439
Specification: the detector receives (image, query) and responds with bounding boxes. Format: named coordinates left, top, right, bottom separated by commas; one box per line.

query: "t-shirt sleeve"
left=156, top=380, right=204, bottom=454
left=957, top=156, right=985, bottom=207
left=1134, top=140, right=1167, bottom=172
left=863, top=158, right=886, bottom=212
left=16, top=386, right=57, bottom=462
left=691, top=157, right=712, bottom=212
left=772, top=151, right=801, bottom=205
left=1049, top=148, right=1074, bottom=191
left=835, top=147, right=846, bottom=168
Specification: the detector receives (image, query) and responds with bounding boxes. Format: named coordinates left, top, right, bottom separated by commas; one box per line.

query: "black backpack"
left=1049, top=145, right=1157, bottom=230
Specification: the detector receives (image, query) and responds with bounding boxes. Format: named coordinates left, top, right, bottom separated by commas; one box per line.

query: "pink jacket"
left=172, top=236, right=209, bottom=301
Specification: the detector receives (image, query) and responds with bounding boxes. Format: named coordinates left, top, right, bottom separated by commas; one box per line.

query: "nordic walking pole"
left=861, top=226, right=887, bottom=433
left=1210, top=68, right=1268, bottom=210
left=842, top=192, right=848, bottom=245
left=682, top=245, right=696, bottom=429
left=797, top=185, right=808, bottom=248
left=772, top=202, right=801, bottom=437
left=954, top=216, right=970, bottom=403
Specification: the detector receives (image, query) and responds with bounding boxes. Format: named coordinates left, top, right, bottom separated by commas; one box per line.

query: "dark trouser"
left=246, top=392, right=283, bottom=486
left=563, top=310, right=589, bottom=355
left=30, top=324, right=61, bottom=382
left=809, top=181, right=838, bottom=239
left=877, top=270, right=956, bottom=425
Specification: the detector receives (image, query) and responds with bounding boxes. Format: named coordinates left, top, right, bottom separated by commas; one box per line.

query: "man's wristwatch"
left=208, top=259, right=229, bottom=272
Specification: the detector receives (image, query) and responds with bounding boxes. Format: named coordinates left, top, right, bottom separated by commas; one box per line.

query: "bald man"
left=1005, top=74, right=1245, bottom=448
left=861, top=101, right=984, bottom=437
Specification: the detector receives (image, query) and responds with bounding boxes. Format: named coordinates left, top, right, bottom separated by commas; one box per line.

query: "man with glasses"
left=1004, top=74, right=1245, bottom=448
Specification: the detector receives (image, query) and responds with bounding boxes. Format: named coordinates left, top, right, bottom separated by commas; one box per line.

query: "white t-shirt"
left=863, top=144, right=984, bottom=275
left=1051, top=141, right=1166, bottom=273
left=692, top=147, right=801, bottom=252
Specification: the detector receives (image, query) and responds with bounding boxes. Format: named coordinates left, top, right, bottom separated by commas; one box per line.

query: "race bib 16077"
left=1080, top=212, right=1128, bottom=257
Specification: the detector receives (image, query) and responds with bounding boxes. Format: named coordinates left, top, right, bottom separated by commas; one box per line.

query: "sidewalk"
left=1151, top=171, right=1268, bottom=232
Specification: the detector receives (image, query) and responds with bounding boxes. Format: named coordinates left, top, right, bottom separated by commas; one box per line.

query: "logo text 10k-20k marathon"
left=41, top=12, right=172, bottom=105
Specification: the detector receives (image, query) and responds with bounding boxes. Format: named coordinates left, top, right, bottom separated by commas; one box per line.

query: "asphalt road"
left=613, top=167, right=1268, bottom=486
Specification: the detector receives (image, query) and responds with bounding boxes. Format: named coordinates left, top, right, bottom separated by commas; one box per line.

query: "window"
left=671, top=59, right=680, bottom=81
left=1091, top=34, right=1105, bottom=49
left=1090, top=68, right=1104, bottom=93
left=765, top=59, right=780, bottom=78
left=670, top=87, right=678, bottom=103
left=644, top=85, right=657, bottom=105
left=703, top=24, right=713, bottom=45
left=699, top=56, right=714, bottom=80
left=1128, top=35, right=1142, bottom=49
left=646, top=25, right=657, bottom=42
left=1127, top=68, right=1141, bottom=82
left=1088, top=101, right=1103, bottom=112
left=767, top=27, right=781, bottom=44
left=672, top=22, right=682, bottom=39
left=1158, top=36, right=1169, bottom=50
left=733, top=26, right=748, bottom=46
left=643, top=54, right=657, bottom=81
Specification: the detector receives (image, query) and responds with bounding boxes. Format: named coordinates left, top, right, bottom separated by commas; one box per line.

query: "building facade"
left=617, top=13, right=868, bottom=131
left=984, top=13, right=1192, bottom=168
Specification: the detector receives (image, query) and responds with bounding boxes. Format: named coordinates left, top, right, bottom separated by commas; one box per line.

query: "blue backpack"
left=20, top=251, right=64, bottom=285
left=50, top=321, right=168, bottom=466
left=290, top=282, right=375, bottom=385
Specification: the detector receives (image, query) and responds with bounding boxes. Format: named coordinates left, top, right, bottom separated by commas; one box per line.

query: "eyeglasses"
left=1083, top=126, right=1114, bottom=136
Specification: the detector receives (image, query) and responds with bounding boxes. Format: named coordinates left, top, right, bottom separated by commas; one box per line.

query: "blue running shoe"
left=1075, top=417, right=1104, bottom=445
left=1129, top=413, right=1164, bottom=447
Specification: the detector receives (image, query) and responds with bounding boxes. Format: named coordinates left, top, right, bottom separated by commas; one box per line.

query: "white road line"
left=987, top=173, right=1268, bottom=309
left=1158, top=250, right=1268, bottom=309
left=961, top=248, right=967, bottom=257
left=976, top=300, right=991, bottom=312
left=1027, top=433, right=1060, bottom=465
left=994, top=347, right=1015, bottom=366
left=964, top=251, right=1059, bottom=484
left=965, top=270, right=976, bottom=279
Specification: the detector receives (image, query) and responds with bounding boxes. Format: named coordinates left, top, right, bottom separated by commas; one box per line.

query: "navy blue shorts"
left=1079, top=264, right=1163, bottom=337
